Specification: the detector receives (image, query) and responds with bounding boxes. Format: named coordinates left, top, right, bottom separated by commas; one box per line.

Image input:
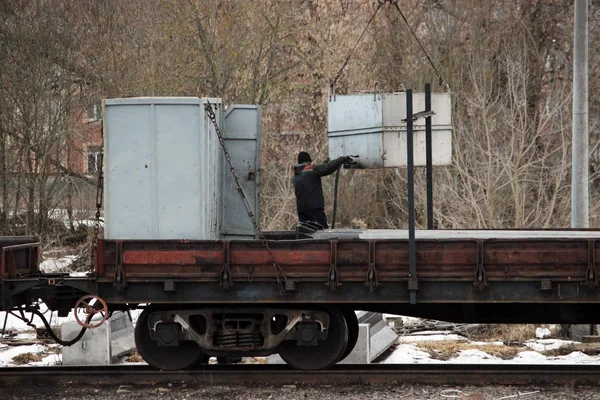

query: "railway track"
left=1, top=364, right=600, bottom=387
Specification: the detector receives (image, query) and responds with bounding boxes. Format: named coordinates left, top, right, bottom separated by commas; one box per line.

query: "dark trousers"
left=298, top=208, right=329, bottom=230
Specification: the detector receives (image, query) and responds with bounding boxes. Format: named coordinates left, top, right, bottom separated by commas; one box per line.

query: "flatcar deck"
left=2, top=230, right=598, bottom=321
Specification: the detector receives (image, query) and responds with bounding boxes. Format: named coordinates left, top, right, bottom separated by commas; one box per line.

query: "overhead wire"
left=330, top=0, right=450, bottom=93
left=389, top=0, right=450, bottom=91
left=329, top=1, right=386, bottom=96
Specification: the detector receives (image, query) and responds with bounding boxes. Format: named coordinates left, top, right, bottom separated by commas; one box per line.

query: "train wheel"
left=278, top=307, right=348, bottom=370
left=339, top=309, right=359, bottom=362
left=134, top=305, right=204, bottom=371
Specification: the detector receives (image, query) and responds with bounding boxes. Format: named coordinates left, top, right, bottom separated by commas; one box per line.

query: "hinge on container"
left=327, top=241, right=340, bottom=291
left=474, top=240, right=486, bottom=292
left=220, top=241, right=233, bottom=291
left=113, top=241, right=126, bottom=290
left=587, top=240, right=597, bottom=290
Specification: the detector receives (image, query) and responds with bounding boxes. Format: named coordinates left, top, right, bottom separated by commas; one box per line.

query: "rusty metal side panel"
left=483, top=240, right=589, bottom=280
left=367, top=240, right=477, bottom=280
left=228, top=241, right=331, bottom=280
left=101, top=240, right=224, bottom=279
left=100, top=240, right=334, bottom=280
left=98, top=238, right=595, bottom=283
left=0, top=237, right=40, bottom=278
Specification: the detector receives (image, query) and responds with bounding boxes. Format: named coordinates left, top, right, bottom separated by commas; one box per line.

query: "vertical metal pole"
left=407, top=89, right=418, bottom=304
left=572, top=0, right=589, bottom=228
left=425, top=83, right=434, bottom=229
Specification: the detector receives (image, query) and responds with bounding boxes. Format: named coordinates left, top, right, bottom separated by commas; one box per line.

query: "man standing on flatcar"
left=292, top=151, right=352, bottom=229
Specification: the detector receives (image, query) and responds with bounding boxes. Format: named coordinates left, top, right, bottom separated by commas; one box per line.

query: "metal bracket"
left=401, top=110, right=436, bottom=123
left=540, top=279, right=552, bottom=292
left=367, top=263, right=379, bottom=293
left=407, top=276, right=419, bottom=291
left=113, top=241, right=126, bottom=290
left=327, top=241, right=340, bottom=291
left=220, top=241, right=233, bottom=291
left=474, top=240, right=486, bottom=291
left=366, top=242, right=379, bottom=293
left=587, top=240, right=597, bottom=289
left=408, top=276, right=419, bottom=305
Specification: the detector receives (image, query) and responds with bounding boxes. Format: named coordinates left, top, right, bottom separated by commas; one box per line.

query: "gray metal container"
left=221, top=105, right=261, bottom=239
left=103, top=97, right=223, bottom=240
left=328, top=92, right=452, bottom=168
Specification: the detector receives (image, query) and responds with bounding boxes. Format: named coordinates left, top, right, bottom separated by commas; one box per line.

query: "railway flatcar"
left=2, top=97, right=600, bottom=371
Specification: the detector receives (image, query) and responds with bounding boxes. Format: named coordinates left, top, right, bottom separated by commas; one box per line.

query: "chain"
left=90, top=122, right=104, bottom=275
left=204, top=102, right=288, bottom=293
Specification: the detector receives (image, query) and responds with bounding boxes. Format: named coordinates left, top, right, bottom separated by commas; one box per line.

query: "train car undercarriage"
left=3, top=231, right=600, bottom=370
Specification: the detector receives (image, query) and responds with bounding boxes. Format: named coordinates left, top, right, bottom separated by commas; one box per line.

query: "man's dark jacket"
left=293, top=156, right=347, bottom=212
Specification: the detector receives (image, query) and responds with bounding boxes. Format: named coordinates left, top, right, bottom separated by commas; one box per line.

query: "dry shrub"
left=125, top=351, right=144, bottom=363
left=12, top=352, right=45, bottom=364
left=467, top=324, right=539, bottom=345
left=350, top=218, right=368, bottom=230
left=416, top=341, right=522, bottom=361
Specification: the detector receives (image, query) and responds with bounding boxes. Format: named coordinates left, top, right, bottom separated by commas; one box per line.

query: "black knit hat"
left=298, top=151, right=312, bottom=164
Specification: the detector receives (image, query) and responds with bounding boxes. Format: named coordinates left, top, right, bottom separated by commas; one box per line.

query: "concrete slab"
left=268, top=353, right=285, bottom=364
left=339, top=324, right=369, bottom=364
left=61, top=320, right=111, bottom=365
left=356, top=312, right=398, bottom=362
left=62, top=311, right=135, bottom=365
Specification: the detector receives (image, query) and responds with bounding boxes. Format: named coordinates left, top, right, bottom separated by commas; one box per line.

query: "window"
left=87, top=148, right=102, bottom=175
left=86, top=102, right=102, bottom=122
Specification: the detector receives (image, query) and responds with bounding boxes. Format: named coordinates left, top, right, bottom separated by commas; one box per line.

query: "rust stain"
left=123, top=250, right=223, bottom=265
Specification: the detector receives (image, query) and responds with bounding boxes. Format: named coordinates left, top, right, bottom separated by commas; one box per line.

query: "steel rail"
left=1, top=364, right=600, bottom=387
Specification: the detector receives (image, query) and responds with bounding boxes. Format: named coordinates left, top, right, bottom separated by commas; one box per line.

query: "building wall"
left=67, top=103, right=103, bottom=176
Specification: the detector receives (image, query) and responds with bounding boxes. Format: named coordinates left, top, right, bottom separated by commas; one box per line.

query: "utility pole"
left=572, top=0, right=589, bottom=228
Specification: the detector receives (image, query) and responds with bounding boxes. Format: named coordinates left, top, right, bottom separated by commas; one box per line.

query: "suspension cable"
left=389, top=0, right=449, bottom=91
left=329, top=0, right=386, bottom=96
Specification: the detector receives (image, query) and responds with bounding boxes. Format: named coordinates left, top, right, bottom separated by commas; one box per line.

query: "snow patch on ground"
left=525, top=338, right=574, bottom=351
left=69, top=271, right=89, bottom=277
left=382, top=330, right=600, bottom=365
left=535, top=327, right=551, bottom=339
left=381, top=344, right=434, bottom=364
left=398, top=333, right=467, bottom=342
left=0, top=344, right=47, bottom=367
left=39, top=256, right=78, bottom=273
